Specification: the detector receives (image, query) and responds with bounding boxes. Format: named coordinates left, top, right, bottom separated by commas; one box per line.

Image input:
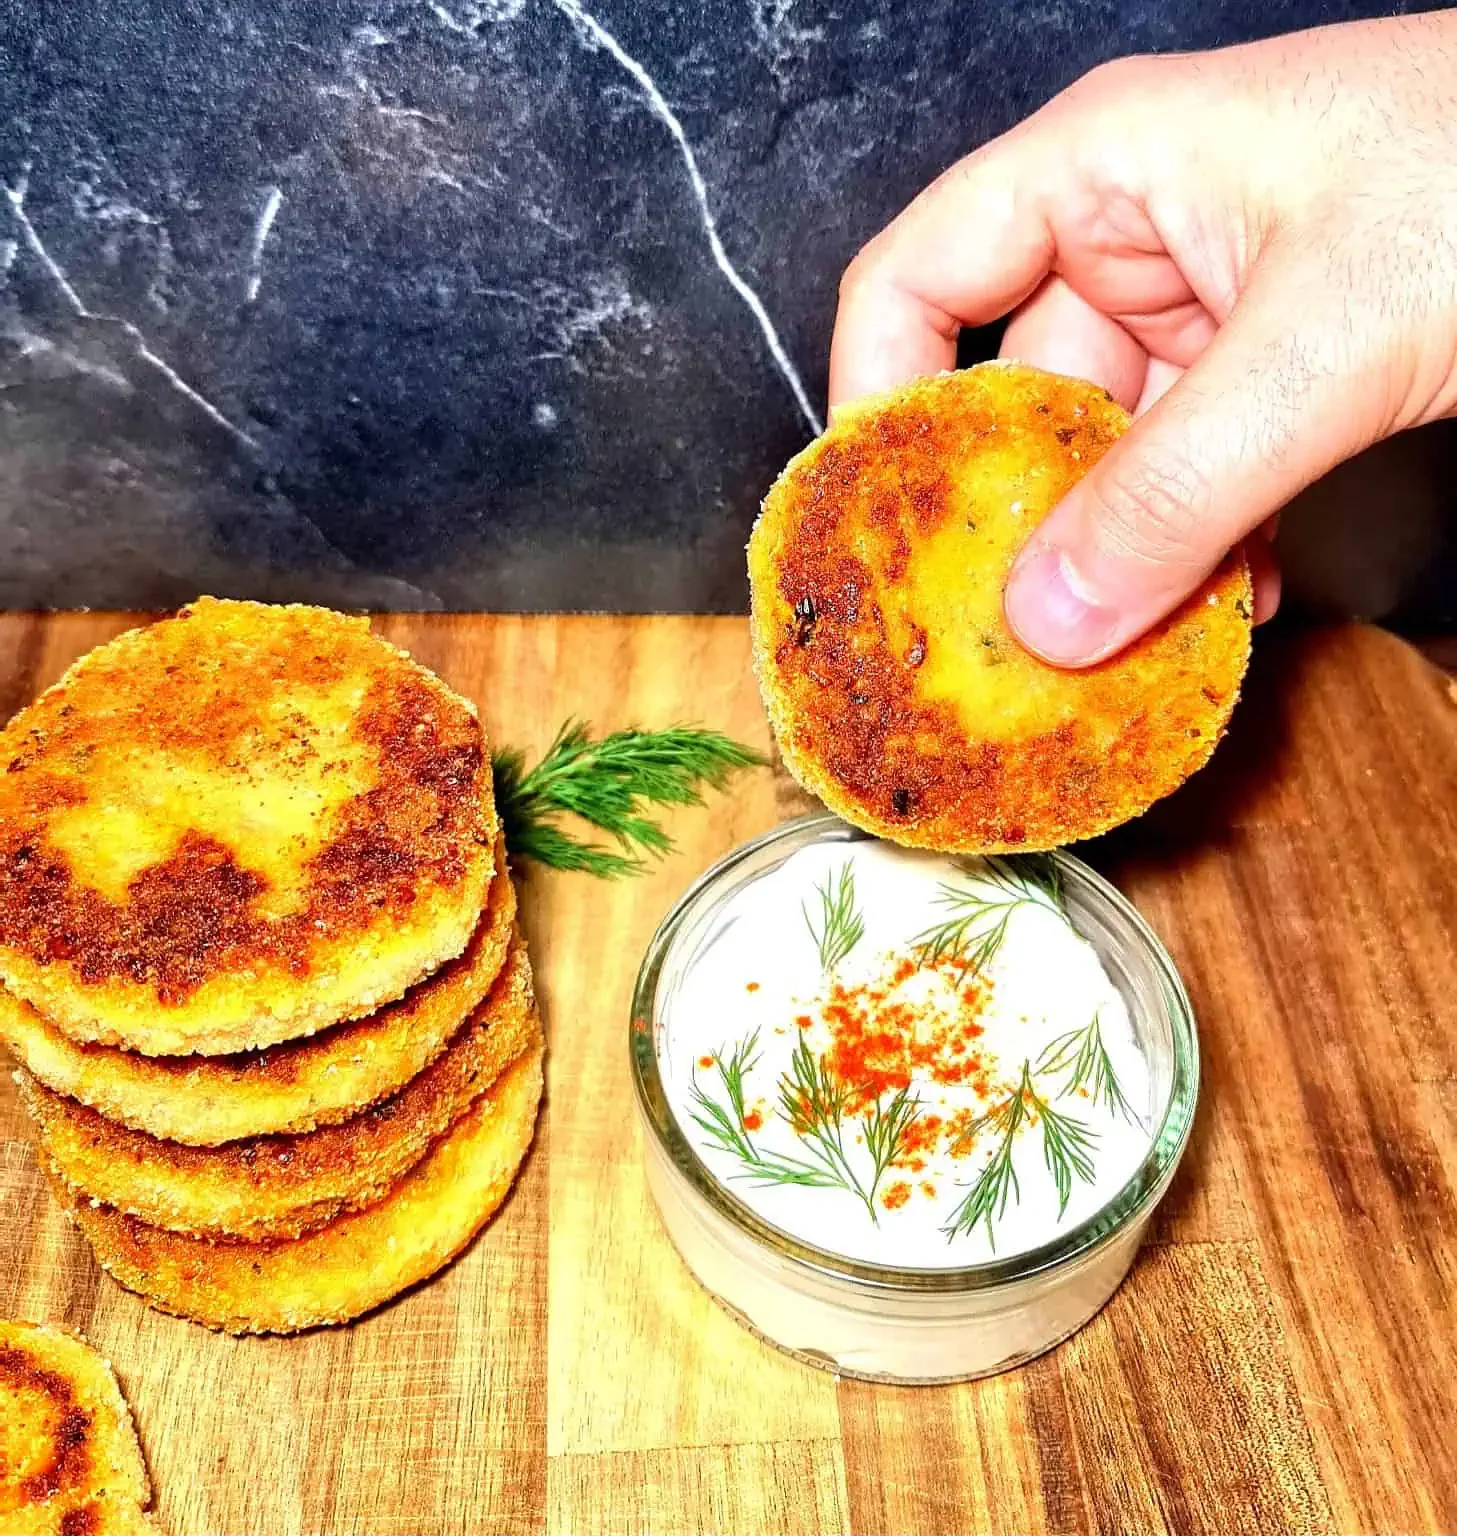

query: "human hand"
left=829, top=13, right=1457, bottom=665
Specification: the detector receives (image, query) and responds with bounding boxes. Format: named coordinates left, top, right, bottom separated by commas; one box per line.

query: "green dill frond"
left=941, top=1068, right=1031, bottom=1247
left=914, top=894, right=1015, bottom=981
left=778, top=1035, right=850, bottom=1147
left=914, top=852, right=1068, bottom=982
left=1031, top=1086, right=1098, bottom=1217
left=942, top=1055, right=1098, bottom=1245
left=1036, top=1013, right=1142, bottom=1127
left=803, top=862, right=866, bottom=973
left=688, top=1033, right=846, bottom=1193
left=984, top=852, right=1064, bottom=910
left=493, top=721, right=764, bottom=879
left=773, top=1037, right=921, bottom=1224
left=861, top=1084, right=922, bottom=1209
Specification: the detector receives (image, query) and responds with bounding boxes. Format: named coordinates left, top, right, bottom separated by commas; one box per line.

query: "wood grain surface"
left=1, top=612, right=1453, bottom=1536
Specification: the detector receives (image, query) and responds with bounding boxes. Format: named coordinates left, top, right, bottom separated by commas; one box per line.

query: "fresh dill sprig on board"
left=1037, top=1013, right=1143, bottom=1127
left=492, top=720, right=764, bottom=878
left=912, top=852, right=1068, bottom=982
left=803, top=862, right=866, bottom=973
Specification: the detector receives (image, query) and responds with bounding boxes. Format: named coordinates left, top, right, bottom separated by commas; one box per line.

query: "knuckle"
left=1073, top=51, right=1158, bottom=101
left=1060, top=50, right=1214, bottom=138
left=837, top=243, right=882, bottom=306
left=1084, top=449, right=1214, bottom=569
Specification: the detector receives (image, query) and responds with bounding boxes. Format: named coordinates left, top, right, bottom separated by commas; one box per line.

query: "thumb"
left=1003, top=258, right=1386, bottom=667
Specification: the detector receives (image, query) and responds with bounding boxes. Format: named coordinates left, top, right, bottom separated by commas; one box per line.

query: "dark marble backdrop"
left=1, top=0, right=1451, bottom=620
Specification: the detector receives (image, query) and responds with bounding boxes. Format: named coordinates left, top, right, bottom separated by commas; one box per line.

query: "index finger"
left=827, top=129, right=1059, bottom=411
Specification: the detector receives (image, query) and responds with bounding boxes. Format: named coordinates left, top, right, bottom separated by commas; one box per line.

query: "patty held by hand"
left=749, top=362, right=1251, bottom=852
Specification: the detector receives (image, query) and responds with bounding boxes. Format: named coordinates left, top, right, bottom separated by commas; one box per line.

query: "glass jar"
left=630, top=812, right=1198, bottom=1384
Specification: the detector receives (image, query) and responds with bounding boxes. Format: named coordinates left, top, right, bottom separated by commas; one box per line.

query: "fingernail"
left=1004, top=543, right=1120, bottom=666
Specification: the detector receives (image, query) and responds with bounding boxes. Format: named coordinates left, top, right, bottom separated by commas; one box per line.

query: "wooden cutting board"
left=1, top=613, right=1454, bottom=1536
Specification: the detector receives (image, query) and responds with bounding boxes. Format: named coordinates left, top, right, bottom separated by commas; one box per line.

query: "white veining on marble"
left=427, top=0, right=529, bottom=28
left=352, top=23, right=398, bottom=48
left=267, top=504, right=444, bottom=608
left=750, top=0, right=825, bottom=92
left=66, top=163, right=177, bottom=314
left=422, top=168, right=468, bottom=193
left=1, top=323, right=134, bottom=393
left=522, top=200, right=577, bottom=243
left=546, top=272, right=654, bottom=371
left=5, top=171, right=86, bottom=312
left=317, top=60, right=500, bottom=203
left=551, top=0, right=822, bottom=435
left=375, top=105, right=449, bottom=128
left=423, top=0, right=812, bottom=435
left=481, top=272, right=650, bottom=371
left=426, top=2, right=473, bottom=35
left=4, top=173, right=260, bottom=450
left=479, top=285, right=536, bottom=308
left=244, top=185, right=284, bottom=303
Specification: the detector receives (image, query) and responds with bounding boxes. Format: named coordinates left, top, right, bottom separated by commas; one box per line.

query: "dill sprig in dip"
left=666, top=838, right=1152, bottom=1266
left=632, top=813, right=1197, bottom=1383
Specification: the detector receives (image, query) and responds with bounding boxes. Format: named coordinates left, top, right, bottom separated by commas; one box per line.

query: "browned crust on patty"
left=0, top=1341, right=95, bottom=1506
left=0, top=834, right=517, bottom=1144
left=748, top=363, right=1252, bottom=852
left=0, top=598, right=496, bottom=1052
left=62, top=1043, right=544, bottom=1335
left=0, top=1321, right=157, bottom=1534
left=21, top=931, right=537, bottom=1240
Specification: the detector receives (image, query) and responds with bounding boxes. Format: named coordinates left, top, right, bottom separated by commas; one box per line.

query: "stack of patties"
left=0, top=598, right=542, bottom=1335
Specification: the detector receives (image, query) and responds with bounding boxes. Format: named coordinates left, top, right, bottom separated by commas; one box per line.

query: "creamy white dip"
left=657, top=838, right=1154, bottom=1269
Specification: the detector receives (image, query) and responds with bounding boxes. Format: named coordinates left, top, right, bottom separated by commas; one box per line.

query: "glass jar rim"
left=630, top=812, right=1199, bottom=1294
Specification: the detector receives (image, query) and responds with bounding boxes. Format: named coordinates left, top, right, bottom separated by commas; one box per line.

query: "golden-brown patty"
left=1, top=834, right=517, bottom=1145
left=63, top=1042, right=543, bottom=1335
left=748, top=363, right=1252, bottom=852
left=0, top=1320, right=159, bottom=1535
left=21, top=932, right=538, bottom=1240
left=0, top=597, right=496, bottom=1054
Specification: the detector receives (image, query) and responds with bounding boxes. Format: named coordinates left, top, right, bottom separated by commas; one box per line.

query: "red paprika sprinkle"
left=781, top=952, right=1004, bottom=1164
left=808, top=957, right=992, bottom=1107
left=945, top=1106, right=981, bottom=1158
left=894, top=1113, right=943, bottom=1166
